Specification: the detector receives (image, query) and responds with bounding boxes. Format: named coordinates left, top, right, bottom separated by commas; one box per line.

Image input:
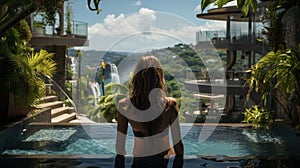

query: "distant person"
left=115, top=55, right=184, bottom=168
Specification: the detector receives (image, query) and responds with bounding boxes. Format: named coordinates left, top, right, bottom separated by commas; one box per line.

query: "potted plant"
left=32, top=20, right=45, bottom=35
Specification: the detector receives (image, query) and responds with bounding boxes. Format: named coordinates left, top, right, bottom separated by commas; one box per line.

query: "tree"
left=0, top=0, right=60, bottom=36
left=0, top=0, right=102, bottom=36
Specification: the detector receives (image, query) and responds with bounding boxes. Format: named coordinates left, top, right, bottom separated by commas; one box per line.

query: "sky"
left=71, top=0, right=237, bottom=52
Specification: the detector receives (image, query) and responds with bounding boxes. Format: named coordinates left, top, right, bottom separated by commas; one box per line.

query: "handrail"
left=43, top=74, right=77, bottom=113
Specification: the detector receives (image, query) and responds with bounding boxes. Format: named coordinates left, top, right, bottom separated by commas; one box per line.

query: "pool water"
left=1, top=124, right=300, bottom=157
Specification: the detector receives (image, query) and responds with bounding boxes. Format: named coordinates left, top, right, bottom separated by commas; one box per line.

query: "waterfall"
left=90, top=82, right=101, bottom=106
left=110, top=64, right=120, bottom=84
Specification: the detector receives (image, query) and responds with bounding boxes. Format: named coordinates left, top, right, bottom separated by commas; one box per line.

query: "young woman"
left=115, top=55, right=184, bottom=168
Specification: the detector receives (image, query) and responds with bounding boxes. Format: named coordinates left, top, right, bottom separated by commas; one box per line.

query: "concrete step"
left=36, top=101, right=64, bottom=110
left=51, top=112, right=77, bottom=123
left=51, top=107, right=74, bottom=118
left=68, top=119, right=81, bottom=123
left=39, top=95, right=58, bottom=104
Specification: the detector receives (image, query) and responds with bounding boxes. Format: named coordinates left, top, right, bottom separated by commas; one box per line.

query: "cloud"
left=84, top=8, right=205, bottom=52
left=194, top=4, right=202, bottom=12
left=201, top=20, right=225, bottom=31
left=89, top=8, right=156, bottom=36
left=134, top=1, right=142, bottom=6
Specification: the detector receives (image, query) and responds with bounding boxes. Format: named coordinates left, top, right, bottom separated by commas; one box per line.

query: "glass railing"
left=196, top=29, right=262, bottom=44
left=31, top=20, right=88, bottom=38
left=68, top=20, right=88, bottom=37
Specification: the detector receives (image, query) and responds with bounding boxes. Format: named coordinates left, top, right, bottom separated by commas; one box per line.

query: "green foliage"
left=3, top=50, right=56, bottom=108
left=0, top=0, right=64, bottom=35
left=41, top=1, right=62, bottom=26
left=65, top=2, right=72, bottom=34
left=246, top=47, right=300, bottom=122
left=27, top=49, right=57, bottom=77
left=88, top=83, right=129, bottom=122
left=200, top=0, right=259, bottom=15
left=243, top=105, right=273, bottom=129
left=66, top=57, right=73, bottom=80
left=0, top=0, right=101, bottom=35
left=261, top=0, right=292, bottom=51
left=0, top=20, right=56, bottom=117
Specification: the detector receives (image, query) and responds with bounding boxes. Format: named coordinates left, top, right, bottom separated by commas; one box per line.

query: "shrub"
left=243, top=105, right=273, bottom=129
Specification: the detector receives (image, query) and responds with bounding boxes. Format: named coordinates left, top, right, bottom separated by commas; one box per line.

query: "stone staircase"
left=36, top=95, right=80, bottom=123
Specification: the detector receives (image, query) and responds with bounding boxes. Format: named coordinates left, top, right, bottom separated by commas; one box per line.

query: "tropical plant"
left=200, top=0, right=260, bottom=15
left=246, top=47, right=300, bottom=123
left=243, top=105, right=273, bottom=129
left=88, top=83, right=129, bottom=122
left=27, top=49, right=57, bottom=77
left=0, top=20, right=56, bottom=120
left=0, top=49, right=56, bottom=119
left=261, top=0, right=286, bottom=52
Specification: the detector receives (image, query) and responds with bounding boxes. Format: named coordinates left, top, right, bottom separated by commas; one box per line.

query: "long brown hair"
left=129, top=55, right=167, bottom=109
left=129, top=55, right=168, bottom=135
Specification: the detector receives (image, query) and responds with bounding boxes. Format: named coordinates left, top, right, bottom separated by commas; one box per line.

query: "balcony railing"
left=31, top=20, right=88, bottom=38
left=196, top=29, right=262, bottom=45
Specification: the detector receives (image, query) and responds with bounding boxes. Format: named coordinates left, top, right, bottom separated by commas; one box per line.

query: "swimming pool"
left=1, top=123, right=300, bottom=157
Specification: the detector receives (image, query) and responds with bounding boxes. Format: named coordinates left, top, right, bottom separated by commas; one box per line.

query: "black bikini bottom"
left=132, top=155, right=169, bottom=168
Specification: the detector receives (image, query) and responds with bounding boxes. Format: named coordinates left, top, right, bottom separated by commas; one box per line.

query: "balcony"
left=196, top=29, right=266, bottom=54
left=195, top=29, right=266, bottom=54
left=30, top=20, right=89, bottom=47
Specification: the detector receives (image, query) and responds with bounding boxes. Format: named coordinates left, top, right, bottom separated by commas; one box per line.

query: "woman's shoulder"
left=165, top=97, right=178, bottom=111
left=117, top=97, right=130, bottom=112
left=118, top=97, right=128, bottom=105
left=166, top=97, right=177, bottom=105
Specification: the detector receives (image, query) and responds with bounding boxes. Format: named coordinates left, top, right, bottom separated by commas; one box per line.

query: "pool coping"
left=1, top=153, right=299, bottom=161
left=28, top=122, right=253, bottom=128
left=1, top=154, right=299, bottom=168
left=0, top=108, right=51, bottom=131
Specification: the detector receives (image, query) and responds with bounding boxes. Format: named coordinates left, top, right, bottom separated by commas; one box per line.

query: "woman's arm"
left=169, top=98, right=184, bottom=167
left=115, top=110, right=128, bottom=168
left=116, top=110, right=128, bottom=156
left=170, top=115, right=184, bottom=168
left=170, top=116, right=184, bottom=156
